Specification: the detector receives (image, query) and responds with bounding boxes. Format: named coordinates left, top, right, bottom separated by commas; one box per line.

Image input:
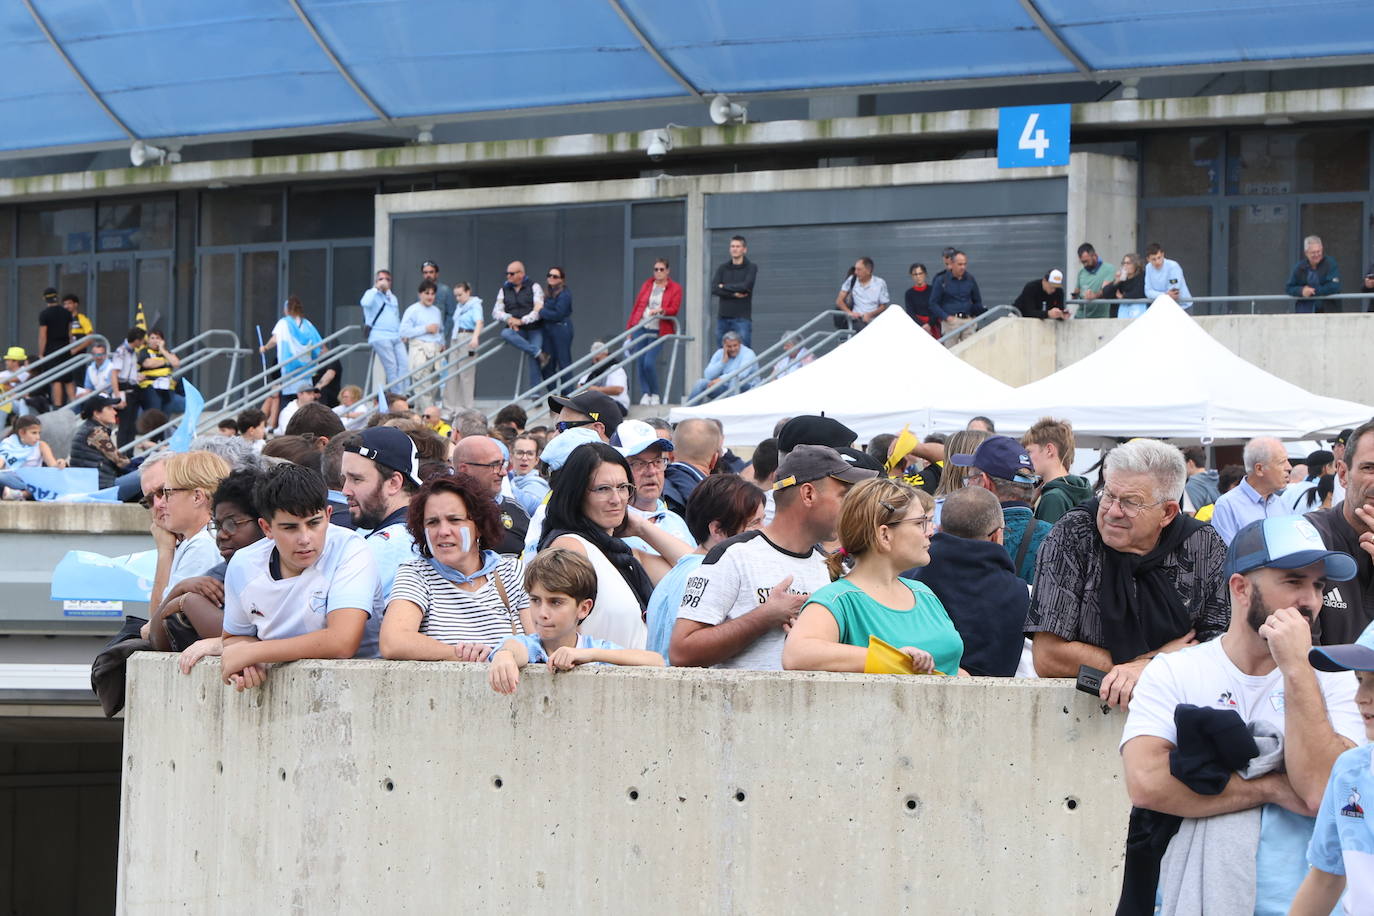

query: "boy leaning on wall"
left=488, top=547, right=663, bottom=694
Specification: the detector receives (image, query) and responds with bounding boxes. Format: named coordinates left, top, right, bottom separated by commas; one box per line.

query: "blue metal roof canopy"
left=3, top=0, right=1374, bottom=153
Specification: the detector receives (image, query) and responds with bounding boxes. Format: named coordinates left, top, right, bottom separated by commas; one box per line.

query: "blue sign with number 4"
left=998, top=104, right=1071, bottom=168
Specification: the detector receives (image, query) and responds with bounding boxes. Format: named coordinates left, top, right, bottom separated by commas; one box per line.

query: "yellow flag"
left=134, top=302, right=147, bottom=331
left=886, top=423, right=919, bottom=473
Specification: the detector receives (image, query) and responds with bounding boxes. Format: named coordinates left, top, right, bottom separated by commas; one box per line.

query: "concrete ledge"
left=119, top=656, right=1128, bottom=914
left=0, top=502, right=147, bottom=534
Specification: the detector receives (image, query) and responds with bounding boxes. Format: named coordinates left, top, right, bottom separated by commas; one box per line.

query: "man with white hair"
left=1285, top=234, right=1341, bottom=314
left=1026, top=438, right=1230, bottom=708
left=1210, top=436, right=1294, bottom=545
left=688, top=331, right=757, bottom=401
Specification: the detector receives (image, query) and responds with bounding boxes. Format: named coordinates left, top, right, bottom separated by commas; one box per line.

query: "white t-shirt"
left=363, top=517, right=419, bottom=603
left=275, top=399, right=300, bottom=436
left=1121, top=636, right=1362, bottom=751
left=168, top=526, right=222, bottom=592
left=0, top=434, right=40, bottom=469
left=223, top=524, right=384, bottom=658
left=557, top=534, right=646, bottom=650
left=676, top=530, right=830, bottom=670
left=578, top=364, right=629, bottom=411
left=389, top=555, right=527, bottom=648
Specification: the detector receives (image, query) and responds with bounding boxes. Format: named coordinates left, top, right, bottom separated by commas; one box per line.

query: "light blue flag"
left=15, top=466, right=100, bottom=501
left=378, top=386, right=388, bottom=414
left=50, top=548, right=157, bottom=602
left=167, top=380, right=204, bottom=453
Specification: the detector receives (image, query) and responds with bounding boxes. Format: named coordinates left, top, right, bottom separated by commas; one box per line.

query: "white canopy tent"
left=669, top=307, right=1016, bottom=444
left=967, top=297, right=1373, bottom=442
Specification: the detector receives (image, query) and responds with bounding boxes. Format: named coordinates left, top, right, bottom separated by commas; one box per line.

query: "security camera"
left=645, top=130, right=672, bottom=161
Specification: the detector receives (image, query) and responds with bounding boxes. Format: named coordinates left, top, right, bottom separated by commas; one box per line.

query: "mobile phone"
left=1076, top=665, right=1108, bottom=697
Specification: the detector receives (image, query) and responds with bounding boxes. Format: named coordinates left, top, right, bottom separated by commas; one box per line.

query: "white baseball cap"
left=1047, top=269, right=1064, bottom=286
left=615, top=419, right=673, bottom=458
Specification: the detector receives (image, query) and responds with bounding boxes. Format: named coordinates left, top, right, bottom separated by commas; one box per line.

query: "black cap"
left=344, top=426, right=422, bottom=486
left=547, top=392, right=624, bottom=436
left=837, top=446, right=884, bottom=473
left=777, top=415, right=856, bottom=454
left=43, top=287, right=58, bottom=301
left=421, top=260, right=438, bottom=270
left=1336, top=428, right=1355, bottom=447
left=941, top=247, right=958, bottom=259
left=80, top=394, right=120, bottom=419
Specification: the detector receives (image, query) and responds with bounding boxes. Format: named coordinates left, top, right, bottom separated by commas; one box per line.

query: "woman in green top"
left=783, top=477, right=964, bottom=675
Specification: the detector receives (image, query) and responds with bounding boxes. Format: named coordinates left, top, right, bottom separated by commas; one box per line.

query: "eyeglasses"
left=556, top=419, right=596, bottom=432
left=209, top=514, right=254, bottom=535
left=547, top=273, right=562, bottom=279
left=460, top=459, right=506, bottom=471
left=513, top=449, right=538, bottom=459
left=887, top=514, right=934, bottom=532
left=587, top=483, right=636, bottom=500
left=653, top=267, right=668, bottom=272
left=1100, top=491, right=1164, bottom=518
left=139, top=487, right=187, bottom=508
left=628, top=457, right=669, bottom=472
left=505, top=271, right=519, bottom=276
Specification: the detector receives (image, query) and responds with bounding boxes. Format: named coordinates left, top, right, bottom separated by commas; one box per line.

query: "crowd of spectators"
left=7, top=232, right=1374, bottom=912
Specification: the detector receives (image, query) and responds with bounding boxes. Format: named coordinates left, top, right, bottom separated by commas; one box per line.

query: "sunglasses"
left=556, top=419, right=597, bottom=432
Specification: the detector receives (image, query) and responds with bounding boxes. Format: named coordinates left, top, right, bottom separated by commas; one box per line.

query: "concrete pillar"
left=1065, top=153, right=1138, bottom=293
left=684, top=185, right=707, bottom=394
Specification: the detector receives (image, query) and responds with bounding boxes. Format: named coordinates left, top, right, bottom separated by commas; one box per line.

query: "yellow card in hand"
left=864, top=635, right=944, bottom=675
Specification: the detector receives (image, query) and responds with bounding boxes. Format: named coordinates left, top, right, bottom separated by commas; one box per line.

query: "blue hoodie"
left=909, top=532, right=1028, bottom=677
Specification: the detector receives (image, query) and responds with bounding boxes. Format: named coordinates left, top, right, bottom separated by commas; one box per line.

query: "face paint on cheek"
left=459, top=526, right=472, bottom=553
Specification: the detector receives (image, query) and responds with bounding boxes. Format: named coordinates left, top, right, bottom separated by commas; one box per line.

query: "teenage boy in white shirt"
left=220, top=463, right=382, bottom=691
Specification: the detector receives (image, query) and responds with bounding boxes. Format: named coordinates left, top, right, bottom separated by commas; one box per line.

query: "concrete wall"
left=960, top=313, right=1374, bottom=406
left=119, top=656, right=1128, bottom=914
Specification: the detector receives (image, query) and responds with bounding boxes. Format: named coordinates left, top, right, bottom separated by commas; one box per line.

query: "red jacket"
left=626, top=278, right=683, bottom=337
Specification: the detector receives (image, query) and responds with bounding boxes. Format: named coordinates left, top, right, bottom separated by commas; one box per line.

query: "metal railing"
left=1065, top=292, right=1373, bottom=316
left=681, top=309, right=858, bottom=407
left=503, top=316, right=693, bottom=425
left=119, top=325, right=366, bottom=454
left=0, top=335, right=110, bottom=412
left=937, top=305, right=1019, bottom=345
left=361, top=322, right=507, bottom=412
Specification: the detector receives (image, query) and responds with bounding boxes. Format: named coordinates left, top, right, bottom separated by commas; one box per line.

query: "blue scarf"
left=427, top=549, right=502, bottom=586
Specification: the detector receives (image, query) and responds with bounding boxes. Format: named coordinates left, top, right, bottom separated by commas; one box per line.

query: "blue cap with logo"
left=1225, top=516, right=1356, bottom=581
left=949, top=435, right=1039, bottom=484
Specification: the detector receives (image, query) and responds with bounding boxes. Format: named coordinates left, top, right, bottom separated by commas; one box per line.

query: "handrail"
left=937, top=305, right=1018, bottom=346
left=502, top=316, right=686, bottom=414
left=1065, top=292, right=1373, bottom=315
left=119, top=325, right=364, bottom=454
left=520, top=332, right=694, bottom=426
left=0, top=334, right=110, bottom=411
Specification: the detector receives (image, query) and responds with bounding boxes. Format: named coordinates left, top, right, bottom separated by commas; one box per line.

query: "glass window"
left=331, top=245, right=373, bottom=382
left=1143, top=133, right=1221, bottom=197
left=197, top=252, right=237, bottom=394
left=136, top=258, right=171, bottom=336
left=1144, top=206, right=1212, bottom=302
left=18, top=205, right=93, bottom=257
left=96, top=259, right=132, bottom=339
left=1227, top=204, right=1290, bottom=307
left=630, top=201, right=685, bottom=238
left=199, top=189, right=283, bottom=246
left=97, top=198, right=174, bottom=251
left=17, top=264, right=51, bottom=348
left=287, top=186, right=374, bottom=241
left=286, top=248, right=328, bottom=317
left=1228, top=128, right=1369, bottom=195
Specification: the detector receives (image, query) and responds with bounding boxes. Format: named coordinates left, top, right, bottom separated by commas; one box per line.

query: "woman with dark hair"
left=904, top=263, right=942, bottom=338
left=380, top=472, right=532, bottom=661
left=626, top=257, right=683, bottom=406
left=644, top=475, right=766, bottom=658
left=538, top=441, right=692, bottom=649
left=540, top=266, right=575, bottom=388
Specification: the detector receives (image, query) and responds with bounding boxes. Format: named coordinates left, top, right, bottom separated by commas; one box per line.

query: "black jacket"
left=1011, top=279, right=1064, bottom=319
left=908, top=532, right=1028, bottom=676
left=710, top=258, right=757, bottom=319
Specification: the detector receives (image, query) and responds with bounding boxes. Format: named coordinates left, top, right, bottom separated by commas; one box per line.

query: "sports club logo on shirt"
left=1216, top=691, right=1237, bottom=708
left=1342, top=788, right=1365, bottom=819
left=501, top=512, right=513, bottom=530
left=308, top=590, right=327, bottom=615
left=1324, top=587, right=1348, bottom=610
left=249, top=604, right=264, bottom=618
left=377, top=530, right=391, bottom=540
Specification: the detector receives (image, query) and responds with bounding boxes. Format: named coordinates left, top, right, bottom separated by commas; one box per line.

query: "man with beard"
left=1307, top=420, right=1374, bottom=646
left=341, top=427, right=422, bottom=603
left=1119, top=517, right=1361, bottom=915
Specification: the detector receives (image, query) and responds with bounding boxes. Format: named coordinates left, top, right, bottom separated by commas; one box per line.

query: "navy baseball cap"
left=950, top=435, right=1039, bottom=484
left=1226, top=516, right=1356, bottom=581
left=345, top=426, right=421, bottom=486
left=1310, top=620, right=1374, bottom=673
